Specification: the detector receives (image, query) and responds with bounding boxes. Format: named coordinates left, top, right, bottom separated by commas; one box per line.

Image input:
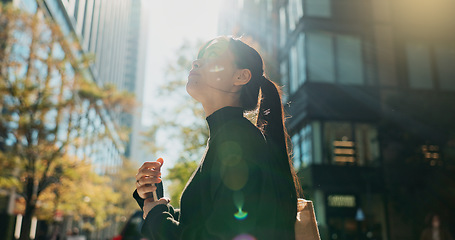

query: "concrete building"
left=218, top=0, right=455, bottom=239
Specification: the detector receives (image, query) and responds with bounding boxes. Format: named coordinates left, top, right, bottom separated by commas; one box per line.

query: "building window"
left=333, top=138, right=356, bottom=164
left=305, top=0, right=331, bottom=18
left=288, top=0, right=303, bottom=31
left=337, top=35, right=364, bottom=85
left=301, top=124, right=313, bottom=167
left=288, top=34, right=307, bottom=95
left=287, top=1, right=295, bottom=31
left=406, top=43, right=434, bottom=89
left=307, top=32, right=364, bottom=85
left=279, top=7, right=287, bottom=46
left=289, top=46, right=299, bottom=93
left=422, top=144, right=442, bottom=166
left=323, top=122, right=379, bottom=166
left=312, top=121, right=323, bottom=164
left=297, top=33, right=307, bottom=86
left=308, top=32, right=335, bottom=83
left=355, top=124, right=380, bottom=165
left=280, top=60, right=289, bottom=101
left=327, top=195, right=356, bottom=208
left=435, top=44, right=455, bottom=91
left=292, top=134, right=302, bottom=169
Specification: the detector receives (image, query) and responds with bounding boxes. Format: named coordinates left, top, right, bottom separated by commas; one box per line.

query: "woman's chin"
left=186, top=82, right=200, bottom=101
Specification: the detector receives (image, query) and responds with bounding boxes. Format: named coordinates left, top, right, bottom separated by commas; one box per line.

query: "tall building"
left=218, top=0, right=455, bottom=239
left=0, top=0, right=149, bottom=239
left=59, top=0, right=149, bottom=165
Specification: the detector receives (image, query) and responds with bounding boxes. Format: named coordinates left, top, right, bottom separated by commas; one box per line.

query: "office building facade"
left=0, top=0, right=148, bottom=239
left=219, top=0, right=455, bottom=239
left=58, top=0, right=149, bottom=163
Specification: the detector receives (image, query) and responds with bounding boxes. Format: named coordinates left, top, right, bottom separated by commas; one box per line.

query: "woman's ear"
left=234, top=69, right=252, bottom=86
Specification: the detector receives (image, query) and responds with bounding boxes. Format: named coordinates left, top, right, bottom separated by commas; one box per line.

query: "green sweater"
left=134, top=106, right=296, bottom=240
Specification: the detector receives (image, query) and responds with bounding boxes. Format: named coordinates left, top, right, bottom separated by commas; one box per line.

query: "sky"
left=142, top=0, right=222, bottom=126
left=138, top=0, right=222, bottom=179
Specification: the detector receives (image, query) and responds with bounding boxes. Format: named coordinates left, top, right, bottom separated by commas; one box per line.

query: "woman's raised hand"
left=135, top=158, right=164, bottom=200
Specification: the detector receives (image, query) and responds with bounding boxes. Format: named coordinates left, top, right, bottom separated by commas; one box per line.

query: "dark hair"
left=220, top=37, right=302, bottom=215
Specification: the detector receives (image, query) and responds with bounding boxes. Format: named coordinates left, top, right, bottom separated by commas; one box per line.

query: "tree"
left=108, top=157, right=143, bottom=227
left=35, top=156, right=120, bottom=232
left=0, top=4, right=135, bottom=240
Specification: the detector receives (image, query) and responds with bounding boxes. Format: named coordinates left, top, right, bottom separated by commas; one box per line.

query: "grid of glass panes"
left=307, top=32, right=364, bottom=85
left=406, top=42, right=455, bottom=91
left=322, top=122, right=380, bottom=166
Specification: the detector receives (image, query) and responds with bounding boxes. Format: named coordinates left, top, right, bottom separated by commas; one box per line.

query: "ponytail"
left=227, top=36, right=302, bottom=214
left=258, top=77, right=302, bottom=199
left=257, top=76, right=286, bottom=152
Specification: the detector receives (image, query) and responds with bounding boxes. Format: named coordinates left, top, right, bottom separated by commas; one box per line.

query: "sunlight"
left=209, top=65, right=225, bottom=73
left=144, top=0, right=223, bottom=121
left=142, top=0, right=223, bottom=181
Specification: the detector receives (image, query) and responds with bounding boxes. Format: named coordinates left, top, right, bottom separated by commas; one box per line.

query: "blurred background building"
left=0, top=0, right=149, bottom=239
left=218, top=0, right=455, bottom=239
left=54, top=0, right=149, bottom=169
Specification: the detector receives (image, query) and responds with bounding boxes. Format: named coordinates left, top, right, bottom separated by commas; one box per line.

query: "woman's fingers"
left=141, top=161, right=162, bottom=171
left=137, top=183, right=157, bottom=199
left=136, top=167, right=159, bottom=180
left=135, top=160, right=163, bottom=180
left=135, top=158, right=165, bottom=199
left=156, top=157, right=164, bottom=166
left=142, top=197, right=170, bottom=219
left=136, top=175, right=162, bottom=187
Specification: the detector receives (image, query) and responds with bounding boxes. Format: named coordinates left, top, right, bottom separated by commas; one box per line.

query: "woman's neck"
left=202, top=98, right=241, bottom=117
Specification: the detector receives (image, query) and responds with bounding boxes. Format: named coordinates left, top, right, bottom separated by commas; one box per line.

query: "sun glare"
left=144, top=0, right=222, bottom=123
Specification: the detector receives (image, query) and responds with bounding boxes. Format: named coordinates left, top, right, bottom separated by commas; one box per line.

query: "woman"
left=134, top=36, right=301, bottom=239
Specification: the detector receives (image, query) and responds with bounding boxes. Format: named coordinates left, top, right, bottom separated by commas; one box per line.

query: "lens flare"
left=219, top=141, right=248, bottom=191
left=233, top=192, right=247, bottom=220
left=234, top=207, right=248, bottom=220
left=209, top=65, right=225, bottom=72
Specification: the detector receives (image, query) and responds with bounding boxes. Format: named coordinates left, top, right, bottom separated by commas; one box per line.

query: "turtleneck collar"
left=206, top=106, right=244, bottom=136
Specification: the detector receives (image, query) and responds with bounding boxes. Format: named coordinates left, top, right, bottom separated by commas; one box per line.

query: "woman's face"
left=186, top=38, right=240, bottom=103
